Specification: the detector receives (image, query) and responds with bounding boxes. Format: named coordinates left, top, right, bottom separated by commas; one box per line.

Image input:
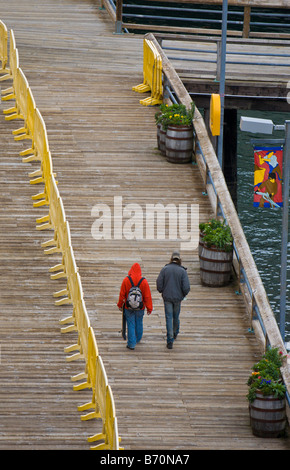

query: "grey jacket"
left=156, top=262, right=190, bottom=302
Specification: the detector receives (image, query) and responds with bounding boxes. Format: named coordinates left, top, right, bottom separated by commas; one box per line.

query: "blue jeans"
left=124, top=309, right=145, bottom=349
left=164, top=301, right=181, bottom=344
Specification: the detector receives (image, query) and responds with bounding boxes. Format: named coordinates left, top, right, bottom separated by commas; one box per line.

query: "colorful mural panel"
left=254, top=146, right=283, bottom=208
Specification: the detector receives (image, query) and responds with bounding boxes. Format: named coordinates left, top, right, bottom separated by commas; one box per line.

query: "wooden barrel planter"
left=199, top=244, right=233, bottom=287
left=199, top=231, right=205, bottom=257
left=249, top=391, right=286, bottom=438
left=159, top=125, right=166, bottom=155
left=157, top=123, right=161, bottom=150
left=165, top=125, right=193, bottom=163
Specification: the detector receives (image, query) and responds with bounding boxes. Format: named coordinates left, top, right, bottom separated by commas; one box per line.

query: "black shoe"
left=126, top=345, right=135, bottom=350
left=167, top=342, right=173, bottom=349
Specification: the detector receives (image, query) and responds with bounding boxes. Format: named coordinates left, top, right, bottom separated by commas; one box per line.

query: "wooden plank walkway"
left=1, top=0, right=290, bottom=450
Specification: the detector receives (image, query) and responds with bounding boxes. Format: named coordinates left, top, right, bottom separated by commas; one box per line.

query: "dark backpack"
left=126, top=275, right=144, bottom=310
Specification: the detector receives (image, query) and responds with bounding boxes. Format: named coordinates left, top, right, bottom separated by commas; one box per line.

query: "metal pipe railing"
left=164, top=41, right=290, bottom=77
left=111, top=0, right=290, bottom=37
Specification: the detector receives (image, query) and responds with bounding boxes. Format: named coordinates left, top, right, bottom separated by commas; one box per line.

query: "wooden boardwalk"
left=1, top=0, right=290, bottom=450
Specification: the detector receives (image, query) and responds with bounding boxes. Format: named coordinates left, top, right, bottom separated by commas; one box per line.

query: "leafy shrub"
left=247, top=347, right=287, bottom=403
left=199, top=218, right=233, bottom=252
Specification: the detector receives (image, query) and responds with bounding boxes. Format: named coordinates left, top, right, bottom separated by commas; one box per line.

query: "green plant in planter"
left=199, top=219, right=233, bottom=252
left=156, top=102, right=195, bottom=131
left=247, top=347, right=287, bottom=403
left=199, top=218, right=225, bottom=233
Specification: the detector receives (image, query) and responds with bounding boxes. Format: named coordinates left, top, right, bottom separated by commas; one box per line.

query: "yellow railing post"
left=140, top=40, right=163, bottom=106
left=0, top=20, right=9, bottom=77
left=133, top=38, right=162, bottom=106
left=64, top=298, right=91, bottom=362
left=73, top=326, right=98, bottom=391
left=132, top=39, right=151, bottom=93
left=88, top=385, right=122, bottom=450
left=36, top=176, right=63, bottom=234
left=3, top=67, right=27, bottom=120
left=55, top=252, right=81, bottom=309
left=21, top=107, right=47, bottom=163
left=0, top=29, right=16, bottom=86
left=13, top=86, right=36, bottom=141
left=78, top=354, right=108, bottom=421
left=41, top=205, right=69, bottom=256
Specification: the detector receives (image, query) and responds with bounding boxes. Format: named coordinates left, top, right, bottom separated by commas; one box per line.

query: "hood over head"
left=128, top=263, right=142, bottom=283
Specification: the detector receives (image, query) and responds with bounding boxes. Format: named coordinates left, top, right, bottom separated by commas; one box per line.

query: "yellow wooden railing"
left=0, top=22, right=122, bottom=451
left=132, top=38, right=163, bottom=106
left=0, top=20, right=9, bottom=77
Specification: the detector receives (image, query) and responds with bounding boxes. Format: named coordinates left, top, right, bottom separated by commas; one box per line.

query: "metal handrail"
left=162, top=39, right=290, bottom=86
left=111, top=0, right=290, bottom=37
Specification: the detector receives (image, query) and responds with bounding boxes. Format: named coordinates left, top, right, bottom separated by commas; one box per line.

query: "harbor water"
left=237, top=109, right=290, bottom=342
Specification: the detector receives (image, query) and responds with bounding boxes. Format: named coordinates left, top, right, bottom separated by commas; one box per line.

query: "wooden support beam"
left=243, top=6, right=251, bottom=38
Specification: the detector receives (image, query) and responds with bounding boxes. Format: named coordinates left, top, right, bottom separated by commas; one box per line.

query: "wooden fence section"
left=107, top=0, right=290, bottom=39
left=1, top=0, right=290, bottom=450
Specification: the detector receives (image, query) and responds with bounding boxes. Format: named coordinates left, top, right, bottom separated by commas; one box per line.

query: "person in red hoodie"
left=117, top=263, right=153, bottom=350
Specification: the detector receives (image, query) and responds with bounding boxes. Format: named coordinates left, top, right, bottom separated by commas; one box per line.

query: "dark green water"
left=237, top=109, right=290, bottom=342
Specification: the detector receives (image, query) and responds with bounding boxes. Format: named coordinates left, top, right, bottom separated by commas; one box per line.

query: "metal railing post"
left=279, top=121, right=290, bottom=343
left=216, top=40, right=221, bottom=82
left=217, top=0, right=228, bottom=168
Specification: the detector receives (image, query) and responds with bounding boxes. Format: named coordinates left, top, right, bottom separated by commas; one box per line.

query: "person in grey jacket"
left=156, top=251, right=190, bottom=349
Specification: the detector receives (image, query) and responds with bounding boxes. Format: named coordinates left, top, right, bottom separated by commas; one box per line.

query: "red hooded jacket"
left=117, top=263, right=153, bottom=314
